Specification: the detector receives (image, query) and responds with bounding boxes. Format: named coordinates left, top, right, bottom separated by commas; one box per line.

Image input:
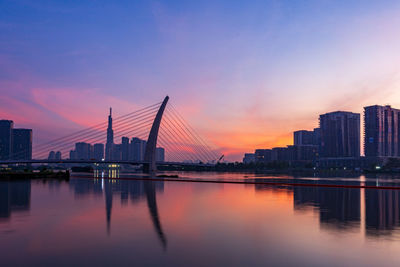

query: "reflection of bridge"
left=1, top=96, right=219, bottom=173
left=101, top=177, right=167, bottom=249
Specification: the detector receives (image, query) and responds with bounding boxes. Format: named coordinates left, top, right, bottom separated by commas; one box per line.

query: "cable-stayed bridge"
left=1, top=96, right=220, bottom=173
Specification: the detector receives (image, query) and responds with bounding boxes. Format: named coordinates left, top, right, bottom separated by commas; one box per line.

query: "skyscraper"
left=55, top=151, right=62, bottom=160
left=254, top=149, right=272, bottom=163
left=69, top=150, right=77, bottom=160
left=93, top=143, right=104, bottom=160
left=294, top=130, right=314, bottom=145
left=48, top=151, right=55, bottom=160
left=105, top=108, right=114, bottom=160
left=294, top=128, right=321, bottom=146
left=319, top=111, right=360, bottom=158
left=113, top=144, right=122, bottom=160
left=12, top=129, right=32, bottom=160
left=364, top=105, right=400, bottom=157
left=243, top=153, right=256, bottom=163
left=130, top=137, right=147, bottom=161
left=0, top=120, right=14, bottom=160
left=75, top=142, right=91, bottom=160
left=121, top=137, right=130, bottom=160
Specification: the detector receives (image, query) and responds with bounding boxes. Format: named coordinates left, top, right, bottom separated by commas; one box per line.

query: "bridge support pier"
left=143, top=96, right=169, bottom=174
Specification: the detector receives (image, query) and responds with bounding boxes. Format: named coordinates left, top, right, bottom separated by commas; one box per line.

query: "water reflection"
left=0, top=180, right=30, bottom=220
left=293, top=186, right=360, bottom=229
left=255, top=178, right=400, bottom=236
left=365, top=189, right=400, bottom=236
left=144, top=180, right=167, bottom=249
left=69, top=175, right=167, bottom=248
left=3, top=174, right=400, bottom=241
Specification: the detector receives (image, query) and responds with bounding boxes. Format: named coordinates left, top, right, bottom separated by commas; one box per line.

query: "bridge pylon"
left=143, top=96, right=169, bottom=173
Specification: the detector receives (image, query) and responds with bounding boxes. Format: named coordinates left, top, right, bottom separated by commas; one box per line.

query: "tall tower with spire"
left=105, top=107, right=114, bottom=160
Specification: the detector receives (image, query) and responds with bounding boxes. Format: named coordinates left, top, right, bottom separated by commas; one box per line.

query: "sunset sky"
left=2, top=0, right=400, bottom=161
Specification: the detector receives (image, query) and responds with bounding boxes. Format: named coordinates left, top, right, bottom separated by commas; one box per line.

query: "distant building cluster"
left=0, top=120, right=32, bottom=160
left=1, top=107, right=165, bottom=163
left=67, top=138, right=165, bottom=162
left=243, top=105, right=400, bottom=169
left=243, top=128, right=320, bottom=165
left=67, top=108, right=165, bottom=162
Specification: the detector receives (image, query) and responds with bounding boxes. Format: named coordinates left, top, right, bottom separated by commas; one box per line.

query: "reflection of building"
left=0, top=181, right=31, bottom=220
left=293, top=185, right=360, bottom=229
left=365, top=189, right=400, bottom=235
left=364, top=105, right=400, bottom=157
left=69, top=177, right=164, bottom=202
left=320, top=111, right=360, bottom=158
left=255, top=179, right=400, bottom=236
left=104, top=178, right=113, bottom=234
left=68, top=177, right=166, bottom=247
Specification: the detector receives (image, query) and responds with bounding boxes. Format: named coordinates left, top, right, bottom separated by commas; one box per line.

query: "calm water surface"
left=1, top=172, right=400, bottom=266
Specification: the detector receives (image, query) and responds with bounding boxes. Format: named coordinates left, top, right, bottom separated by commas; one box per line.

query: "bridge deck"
left=0, top=159, right=215, bottom=167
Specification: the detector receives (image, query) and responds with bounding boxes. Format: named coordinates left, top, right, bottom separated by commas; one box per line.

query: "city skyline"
left=6, top=102, right=400, bottom=162
left=2, top=1, right=400, bottom=161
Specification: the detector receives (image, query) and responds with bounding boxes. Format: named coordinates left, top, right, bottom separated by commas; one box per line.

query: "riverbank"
left=0, top=170, right=70, bottom=180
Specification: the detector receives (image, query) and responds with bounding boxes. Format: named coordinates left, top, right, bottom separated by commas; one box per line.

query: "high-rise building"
left=294, top=130, right=314, bottom=145
left=243, top=153, right=256, bottom=163
left=254, top=149, right=272, bottom=163
left=75, top=142, right=91, bottom=160
left=93, top=143, right=104, bottom=160
left=319, top=111, right=360, bottom=158
left=271, top=147, right=291, bottom=161
left=295, top=145, right=318, bottom=161
left=48, top=151, right=56, bottom=160
left=12, top=129, right=32, bottom=160
left=69, top=150, right=77, bottom=160
left=364, top=105, right=400, bottom=157
left=55, top=151, right=62, bottom=160
left=105, top=108, right=114, bottom=160
left=121, top=137, right=130, bottom=161
left=156, top=147, right=165, bottom=162
left=313, top=128, right=321, bottom=147
left=292, top=128, right=320, bottom=161
left=293, top=128, right=321, bottom=146
left=0, top=120, right=14, bottom=160
left=129, top=137, right=146, bottom=161
left=113, top=144, right=122, bottom=160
